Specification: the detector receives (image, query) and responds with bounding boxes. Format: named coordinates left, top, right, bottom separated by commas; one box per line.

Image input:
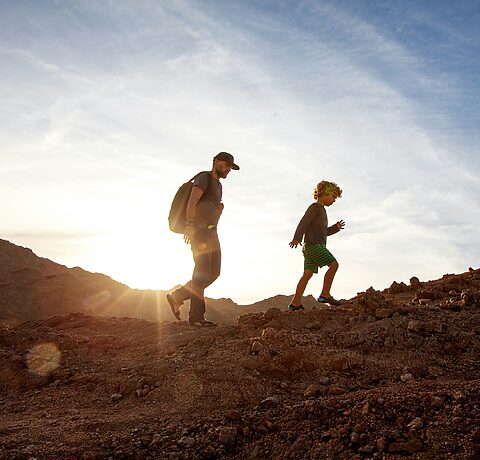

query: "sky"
left=1, top=0, right=479, bottom=305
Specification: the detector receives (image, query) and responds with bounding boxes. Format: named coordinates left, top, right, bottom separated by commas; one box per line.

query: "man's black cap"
left=214, top=152, right=240, bottom=170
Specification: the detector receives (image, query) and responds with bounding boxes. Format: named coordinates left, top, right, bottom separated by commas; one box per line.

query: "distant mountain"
left=0, top=239, right=305, bottom=325
left=0, top=239, right=67, bottom=280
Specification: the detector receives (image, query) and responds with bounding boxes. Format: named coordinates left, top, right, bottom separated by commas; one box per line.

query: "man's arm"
left=184, top=186, right=204, bottom=244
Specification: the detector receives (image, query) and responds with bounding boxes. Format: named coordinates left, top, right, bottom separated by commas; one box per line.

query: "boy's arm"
left=327, top=220, right=345, bottom=236
left=290, top=204, right=317, bottom=246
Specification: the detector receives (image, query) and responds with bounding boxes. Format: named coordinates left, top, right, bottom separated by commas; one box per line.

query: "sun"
left=85, top=227, right=193, bottom=291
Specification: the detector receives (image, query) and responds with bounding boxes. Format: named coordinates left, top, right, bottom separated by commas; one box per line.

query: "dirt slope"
left=1, top=268, right=479, bottom=459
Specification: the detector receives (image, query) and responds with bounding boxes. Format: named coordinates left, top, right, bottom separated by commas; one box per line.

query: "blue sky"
left=1, top=0, right=479, bottom=304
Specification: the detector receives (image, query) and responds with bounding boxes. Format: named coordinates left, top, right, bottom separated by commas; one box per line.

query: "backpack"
left=168, top=171, right=212, bottom=233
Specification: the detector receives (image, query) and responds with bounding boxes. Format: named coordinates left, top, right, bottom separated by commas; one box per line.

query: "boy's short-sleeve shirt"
left=193, top=172, right=223, bottom=226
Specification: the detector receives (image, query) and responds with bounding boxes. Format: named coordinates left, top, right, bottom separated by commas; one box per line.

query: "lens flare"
left=83, top=290, right=112, bottom=308
left=27, top=342, right=61, bottom=376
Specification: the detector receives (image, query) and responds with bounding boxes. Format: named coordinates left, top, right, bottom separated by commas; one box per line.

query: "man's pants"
left=174, top=228, right=221, bottom=322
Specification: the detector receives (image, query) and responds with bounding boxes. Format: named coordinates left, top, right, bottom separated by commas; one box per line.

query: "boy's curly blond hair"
left=313, top=181, right=343, bottom=200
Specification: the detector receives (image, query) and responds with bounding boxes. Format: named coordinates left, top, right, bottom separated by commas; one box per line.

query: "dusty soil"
left=1, top=269, right=479, bottom=459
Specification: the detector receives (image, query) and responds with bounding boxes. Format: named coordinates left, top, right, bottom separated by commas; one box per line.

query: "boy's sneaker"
left=317, top=295, right=342, bottom=306
left=288, top=304, right=305, bottom=311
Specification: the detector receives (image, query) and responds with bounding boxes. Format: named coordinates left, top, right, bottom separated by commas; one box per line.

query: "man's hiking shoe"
left=166, top=294, right=181, bottom=321
left=288, top=304, right=305, bottom=311
left=189, top=319, right=218, bottom=328
left=317, top=295, right=342, bottom=306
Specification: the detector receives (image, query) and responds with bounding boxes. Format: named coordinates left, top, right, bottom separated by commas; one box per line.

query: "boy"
left=289, top=180, right=345, bottom=309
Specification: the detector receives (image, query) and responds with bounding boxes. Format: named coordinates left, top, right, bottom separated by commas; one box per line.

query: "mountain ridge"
left=0, top=239, right=314, bottom=325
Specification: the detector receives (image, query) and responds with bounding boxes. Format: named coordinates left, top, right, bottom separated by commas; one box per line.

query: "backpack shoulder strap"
left=189, top=171, right=213, bottom=192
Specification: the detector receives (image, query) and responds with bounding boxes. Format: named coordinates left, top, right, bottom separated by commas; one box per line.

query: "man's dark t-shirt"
left=193, top=172, right=222, bottom=226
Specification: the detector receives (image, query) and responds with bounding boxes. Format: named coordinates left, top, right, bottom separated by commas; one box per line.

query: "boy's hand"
left=289, top=239, right=301, bottom=248
left=336, top=220, right=345, bottom=231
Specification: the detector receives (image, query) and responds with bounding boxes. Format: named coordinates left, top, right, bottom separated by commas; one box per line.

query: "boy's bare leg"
left=291, top=270, right=314, bottom=306
left=320, top=260, right=339, bottom=297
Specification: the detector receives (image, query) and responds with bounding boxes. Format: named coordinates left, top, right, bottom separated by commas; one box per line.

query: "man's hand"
left=184, top=225, right=195, bottom=244
left=289, top=239, right=301, bottom=248
left=336, top=220, right=345, bottom=230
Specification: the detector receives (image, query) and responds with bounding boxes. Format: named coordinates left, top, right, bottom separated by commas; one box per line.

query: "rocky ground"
left=1, top=269, right=479, bottom=459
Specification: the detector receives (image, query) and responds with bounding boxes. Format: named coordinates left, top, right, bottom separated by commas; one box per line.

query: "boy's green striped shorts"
left=302, top=243, right=336, bottom=273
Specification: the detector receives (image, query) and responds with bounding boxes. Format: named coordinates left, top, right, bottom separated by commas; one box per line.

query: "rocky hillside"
left=0, top=267, right=479, bottom=458
left=0, top=239, right=67, bottom=280
left=0, top=239, right=307, bottom=326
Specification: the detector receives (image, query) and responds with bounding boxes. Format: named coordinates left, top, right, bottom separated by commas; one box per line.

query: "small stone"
left=388, top=281, right=403, bottom=294
left=472, top=429, right=480, bottom=443
left=412, top=365, right=428, bottom=378
left=225, top=410, right=241, bottom=421
left=354, top=422, right=367, bottom=434
left=250, top=340, right=263, bottom=355
left=407, top=417, right=424, bottom=430
left=418, top=298, right=429, bottom=305
left=110, top=393, right=123, bottom=402
left=216, top=426, right=237, bottom=445
left=452, top=406, right=463, bottom=417
left=388, top=438, right=422, bottom=453
left=410, top=276, right=421, bottom=289
left=453, top=390, right=466, bottom=401
left=377, top=436, right=388, bottom=452
left=22, top=445, right=36, bottom=455
left=177, top=436, right=195, bottom=448
left=260, top=396, right=279, bottom=407
left=400, top=373, right=414, bottom=382
left=361, top=401, right=370, bottom=415
left=358, top=445, right=374, bottom=454
left=304, top=384, right=321, bottom=398
left=328, top=385, right=346, bottom=395
left=431, top=396, right=445, bottom=409
left=375, top=308, right=393, bottom=319
left=408, top=320, right=425, bottom=333
left=202, top=445, right=217, bottom=459
left=263, top=307, right=282, bottom=321
left=428, top=366, right=444, bottom=378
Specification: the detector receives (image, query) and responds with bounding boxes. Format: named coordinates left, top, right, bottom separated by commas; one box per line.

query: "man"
left=167, top=152, right=240, bottom=326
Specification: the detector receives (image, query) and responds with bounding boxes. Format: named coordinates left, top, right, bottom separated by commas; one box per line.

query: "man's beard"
left=215, top=167, right=228, bottom=178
